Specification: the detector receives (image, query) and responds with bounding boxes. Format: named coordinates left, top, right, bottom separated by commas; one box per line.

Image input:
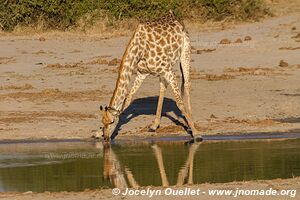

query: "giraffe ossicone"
left=99, top=12, right=200, bottom=142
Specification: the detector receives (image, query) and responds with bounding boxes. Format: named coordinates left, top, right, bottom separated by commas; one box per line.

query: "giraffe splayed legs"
left=99, top=12, right=201, bottom=142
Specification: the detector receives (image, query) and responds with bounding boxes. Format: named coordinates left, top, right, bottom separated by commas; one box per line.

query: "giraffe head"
left=100, top=105, right=120, bottom=142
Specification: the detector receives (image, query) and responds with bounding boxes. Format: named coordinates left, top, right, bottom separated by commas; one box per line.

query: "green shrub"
left=0, top=0, right=100, bottom=31
left=193, top=0, right=269, bottom=20
left=0, top=0, right=270, bottom=31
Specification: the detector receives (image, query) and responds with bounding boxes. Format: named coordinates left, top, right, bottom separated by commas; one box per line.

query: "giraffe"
left=102, top=142, right=200, bottom=188
left=99, top=12, right=200, bottom=142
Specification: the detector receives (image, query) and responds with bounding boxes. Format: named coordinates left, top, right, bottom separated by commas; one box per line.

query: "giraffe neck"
left=109, top=35, right=140, bottom=112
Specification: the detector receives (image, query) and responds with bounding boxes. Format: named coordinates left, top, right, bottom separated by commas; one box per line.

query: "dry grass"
left=190, top=64, right=292, bottom=81
left=45, top=62, right=90, bottom=76
left=139, top=117, right=278, bottom=135
left=0, top=57, right=16, bottom=64
left=88, top=57, right=121, bottom=66
left=203, top=74, right=235, bottom=81
left=141, top=123, right=211, bottom=134
left=279, top=46, right=300, bottom=50
left=69, top=49, right=81, bottom=53
left=45, top=57, right=121, bottom=75
left=87, top=57, right=121, bottom=73
left=2, top=18, right=137, bottom=40
left=222, top=117, right=279, bottom=126
left=101, top=67, right=119, bottom=73
left=224, top=66, right=283, bottom=76
left=155, top=124, right=185, bottom=134
left=0, top=111, right=96, bottom=124
left=190, top=69, right=235, bottom=81
left=108, top=58, right=121, bottom=66
left=192, top=48, right=216, bottom=54
left=0, top=88, right=110, bottom=102
left=291, top=33, right=300, bottom=39
left=33, top=50, right=46, bottom=55
left=46, top=62, right=84, bottom=69
left=0, top=83, right=33, bottom=90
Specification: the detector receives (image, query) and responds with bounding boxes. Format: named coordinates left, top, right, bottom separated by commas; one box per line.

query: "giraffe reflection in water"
left=103, top=142, right=200, bottom=188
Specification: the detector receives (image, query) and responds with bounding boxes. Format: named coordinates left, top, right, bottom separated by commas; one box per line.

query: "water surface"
left=0, top=138, right=299, bottom=192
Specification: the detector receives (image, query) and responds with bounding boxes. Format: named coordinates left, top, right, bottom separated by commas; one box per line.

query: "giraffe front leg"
left=164, top=70, right=201, bottom=139
left=152, top=144, right=169, bottom=187
left=123, top=72, right=148, bottom=111
left=149, top=80, right=167, bottom=132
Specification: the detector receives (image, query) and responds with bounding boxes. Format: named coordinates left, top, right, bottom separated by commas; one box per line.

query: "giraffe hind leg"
left=149, top=79, right=167, bottom=132
left=163, top=70, right=198, bottom=138
left=180, top=36, right=193, bottom=116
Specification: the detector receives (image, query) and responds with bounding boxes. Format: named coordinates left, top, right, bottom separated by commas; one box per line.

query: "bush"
left=0, top=0, right=100, bottom=30
left=0, top=0, right=270, bottom=31
left=193, top=0, right=269, bottom=20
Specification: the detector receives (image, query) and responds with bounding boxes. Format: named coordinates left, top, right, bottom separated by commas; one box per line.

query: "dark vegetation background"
left=0, top=0, right=270, bottom=31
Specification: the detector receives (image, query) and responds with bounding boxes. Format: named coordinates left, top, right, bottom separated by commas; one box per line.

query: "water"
left=0, top=138, right=299, bottom=192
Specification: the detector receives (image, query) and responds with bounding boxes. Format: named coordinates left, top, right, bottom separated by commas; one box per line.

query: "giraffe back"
left=131, top=15, right=190, bottom=74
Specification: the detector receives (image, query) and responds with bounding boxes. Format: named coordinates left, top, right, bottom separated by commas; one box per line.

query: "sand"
left=1, top=12, right=300, bottom=141
left=0, top=178, right=299, bottom=200
left=0, top=2, right=300, bottom=199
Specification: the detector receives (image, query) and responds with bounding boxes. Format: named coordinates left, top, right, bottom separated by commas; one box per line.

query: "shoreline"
left=0, top=130, right=299, bottom=144
left=0, top=177, right=299, bottom=199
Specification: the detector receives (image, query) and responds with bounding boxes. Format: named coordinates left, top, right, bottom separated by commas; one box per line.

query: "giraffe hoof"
left=91, top=135, right=100, bottom=140
left=195, top=137, right=203, bottom=142
left=148, top=127, right=156, bottom=132
left=148, top=125, right=160, bottom=132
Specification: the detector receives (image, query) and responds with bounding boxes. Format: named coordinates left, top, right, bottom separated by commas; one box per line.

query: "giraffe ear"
left=105, top=106, right=108, bottom=111
left=100, top=105, right=103, bottom=111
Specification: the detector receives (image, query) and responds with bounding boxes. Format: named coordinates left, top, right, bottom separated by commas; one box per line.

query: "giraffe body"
left=100, top=13, right=199, bottom=142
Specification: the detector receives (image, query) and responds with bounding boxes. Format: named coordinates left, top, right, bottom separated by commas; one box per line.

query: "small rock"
left=108, top=58, right=121, bottom=66
left=39, top=37, right=46, bottom=41
left=23, top=191, right=33, bottom=194
left=219, top=38, right=231, bottom=44
left=279, top=60, right=289, bottom=67
left=210, top=114, right=217, bottom=119
left=292, top=33, right=300, bottom=39
left=196, top=49, right=202, bottom=54
left=253, top=69, right=265, bottom=75
left=291, top=26, right=296, bottom=30
left=92, top=130, right=102, bottom=139
left=244, top=36, right=252, bottom=41
left=234, top=38, right=243, bottom=43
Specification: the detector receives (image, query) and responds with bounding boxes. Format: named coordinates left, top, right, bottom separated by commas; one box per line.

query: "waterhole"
left=0, top=137, right=299, bottom=192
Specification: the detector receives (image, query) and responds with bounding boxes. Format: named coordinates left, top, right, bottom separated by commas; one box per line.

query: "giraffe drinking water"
left=99, top=12, right=200, bottom=142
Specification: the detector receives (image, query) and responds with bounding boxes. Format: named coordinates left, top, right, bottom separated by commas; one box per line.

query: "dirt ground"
left=0, top=178, right=299, bottom=200
left=1, top=10, right=300, bottom=141
left=0, top=1, right=300, bottom=199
